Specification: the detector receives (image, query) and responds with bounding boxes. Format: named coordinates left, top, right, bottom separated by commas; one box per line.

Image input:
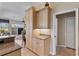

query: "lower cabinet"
left=36, top=39, right=45, bottom=55
left=32, top=37, right=50, bottom=56
left=32, top=38, right=38, bottom=53
left=26, top=36, right=33, bottom=50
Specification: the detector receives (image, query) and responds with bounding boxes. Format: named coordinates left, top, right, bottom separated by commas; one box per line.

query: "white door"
left=64, top=17, right=75, bottom=49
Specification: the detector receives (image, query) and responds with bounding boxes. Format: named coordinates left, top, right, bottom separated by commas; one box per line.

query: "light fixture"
left=45, top=2, right=49, bottom=7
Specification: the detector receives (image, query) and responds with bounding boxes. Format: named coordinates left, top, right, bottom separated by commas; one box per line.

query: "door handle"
left=54, top=36, right=56, bottom=37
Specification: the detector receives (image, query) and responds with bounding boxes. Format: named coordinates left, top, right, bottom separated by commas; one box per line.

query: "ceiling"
left=0, top=2, right=41, bottom=21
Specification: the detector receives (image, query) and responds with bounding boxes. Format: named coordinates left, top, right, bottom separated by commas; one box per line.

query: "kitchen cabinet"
left=32, top=36, right=50, bottom=56
left=24, top=7, right=37, bottom=50
left=24, top=7, right=51, bottom=56
left=37, top=7, right=52, bottom=29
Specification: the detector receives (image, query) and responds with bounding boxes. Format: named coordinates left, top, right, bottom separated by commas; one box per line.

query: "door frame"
left=52, top=8, right=78, bottom=55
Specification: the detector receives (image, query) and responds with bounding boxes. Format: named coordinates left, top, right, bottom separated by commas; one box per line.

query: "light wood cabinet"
left=24, top=7, right=37, bottom=50
left=24, top=7, right=51, bottom=56
left=36, top=39, right=45, bottom=55
left=32, top=37, right=50, bottom=56
left=37, top=7, right=51, bottom=29
left=32, top=38, right=38, bottom=53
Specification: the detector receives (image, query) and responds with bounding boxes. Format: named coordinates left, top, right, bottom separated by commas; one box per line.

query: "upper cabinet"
left=37, top=7, right=52, bottom=29
left=24, top=7, right=37, bottom=30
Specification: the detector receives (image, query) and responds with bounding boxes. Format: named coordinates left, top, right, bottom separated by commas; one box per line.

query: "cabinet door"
left=42, top=9, right=48, bottom=28
left=32, top=38, right=38, bottom=53
left=26, top=8, right=33, bottom=50
left=37, top=39, right=44, bottom=55
left=38, top=9, right=48, bottom=28
left=38, top=11, right=43, bottom=28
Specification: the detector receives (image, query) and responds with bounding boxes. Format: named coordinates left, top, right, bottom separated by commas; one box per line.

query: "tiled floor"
left=15, top=38, right=75, bottom=56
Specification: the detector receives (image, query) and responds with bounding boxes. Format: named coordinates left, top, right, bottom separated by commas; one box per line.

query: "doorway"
left=54, top=11, right=76, bottom=56
left=52, top=9, right=78, bottom=55
left=56, top=12, right=75, bottom=49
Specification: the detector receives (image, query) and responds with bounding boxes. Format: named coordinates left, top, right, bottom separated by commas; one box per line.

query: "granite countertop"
left=0, top=42, right=22, bottom=56
left=0, top=35, right=15, bottom=39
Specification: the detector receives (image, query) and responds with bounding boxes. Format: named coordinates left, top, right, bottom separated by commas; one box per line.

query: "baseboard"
left=57, top=45, right=66, bottom=47
left=50, top=51, right=56, bottom=56
left=50, top=45, right=66, bottom=56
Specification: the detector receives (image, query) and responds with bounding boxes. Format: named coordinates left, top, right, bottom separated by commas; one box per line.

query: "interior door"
left=64, top=17, right=75, bottom=49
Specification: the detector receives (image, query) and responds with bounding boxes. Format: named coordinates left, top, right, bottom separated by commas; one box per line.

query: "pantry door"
left=64, top=17, right=75, bottom=49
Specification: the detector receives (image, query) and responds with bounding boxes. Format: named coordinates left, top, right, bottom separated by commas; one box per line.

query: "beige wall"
left=53, top=2, right=79, bottom=13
